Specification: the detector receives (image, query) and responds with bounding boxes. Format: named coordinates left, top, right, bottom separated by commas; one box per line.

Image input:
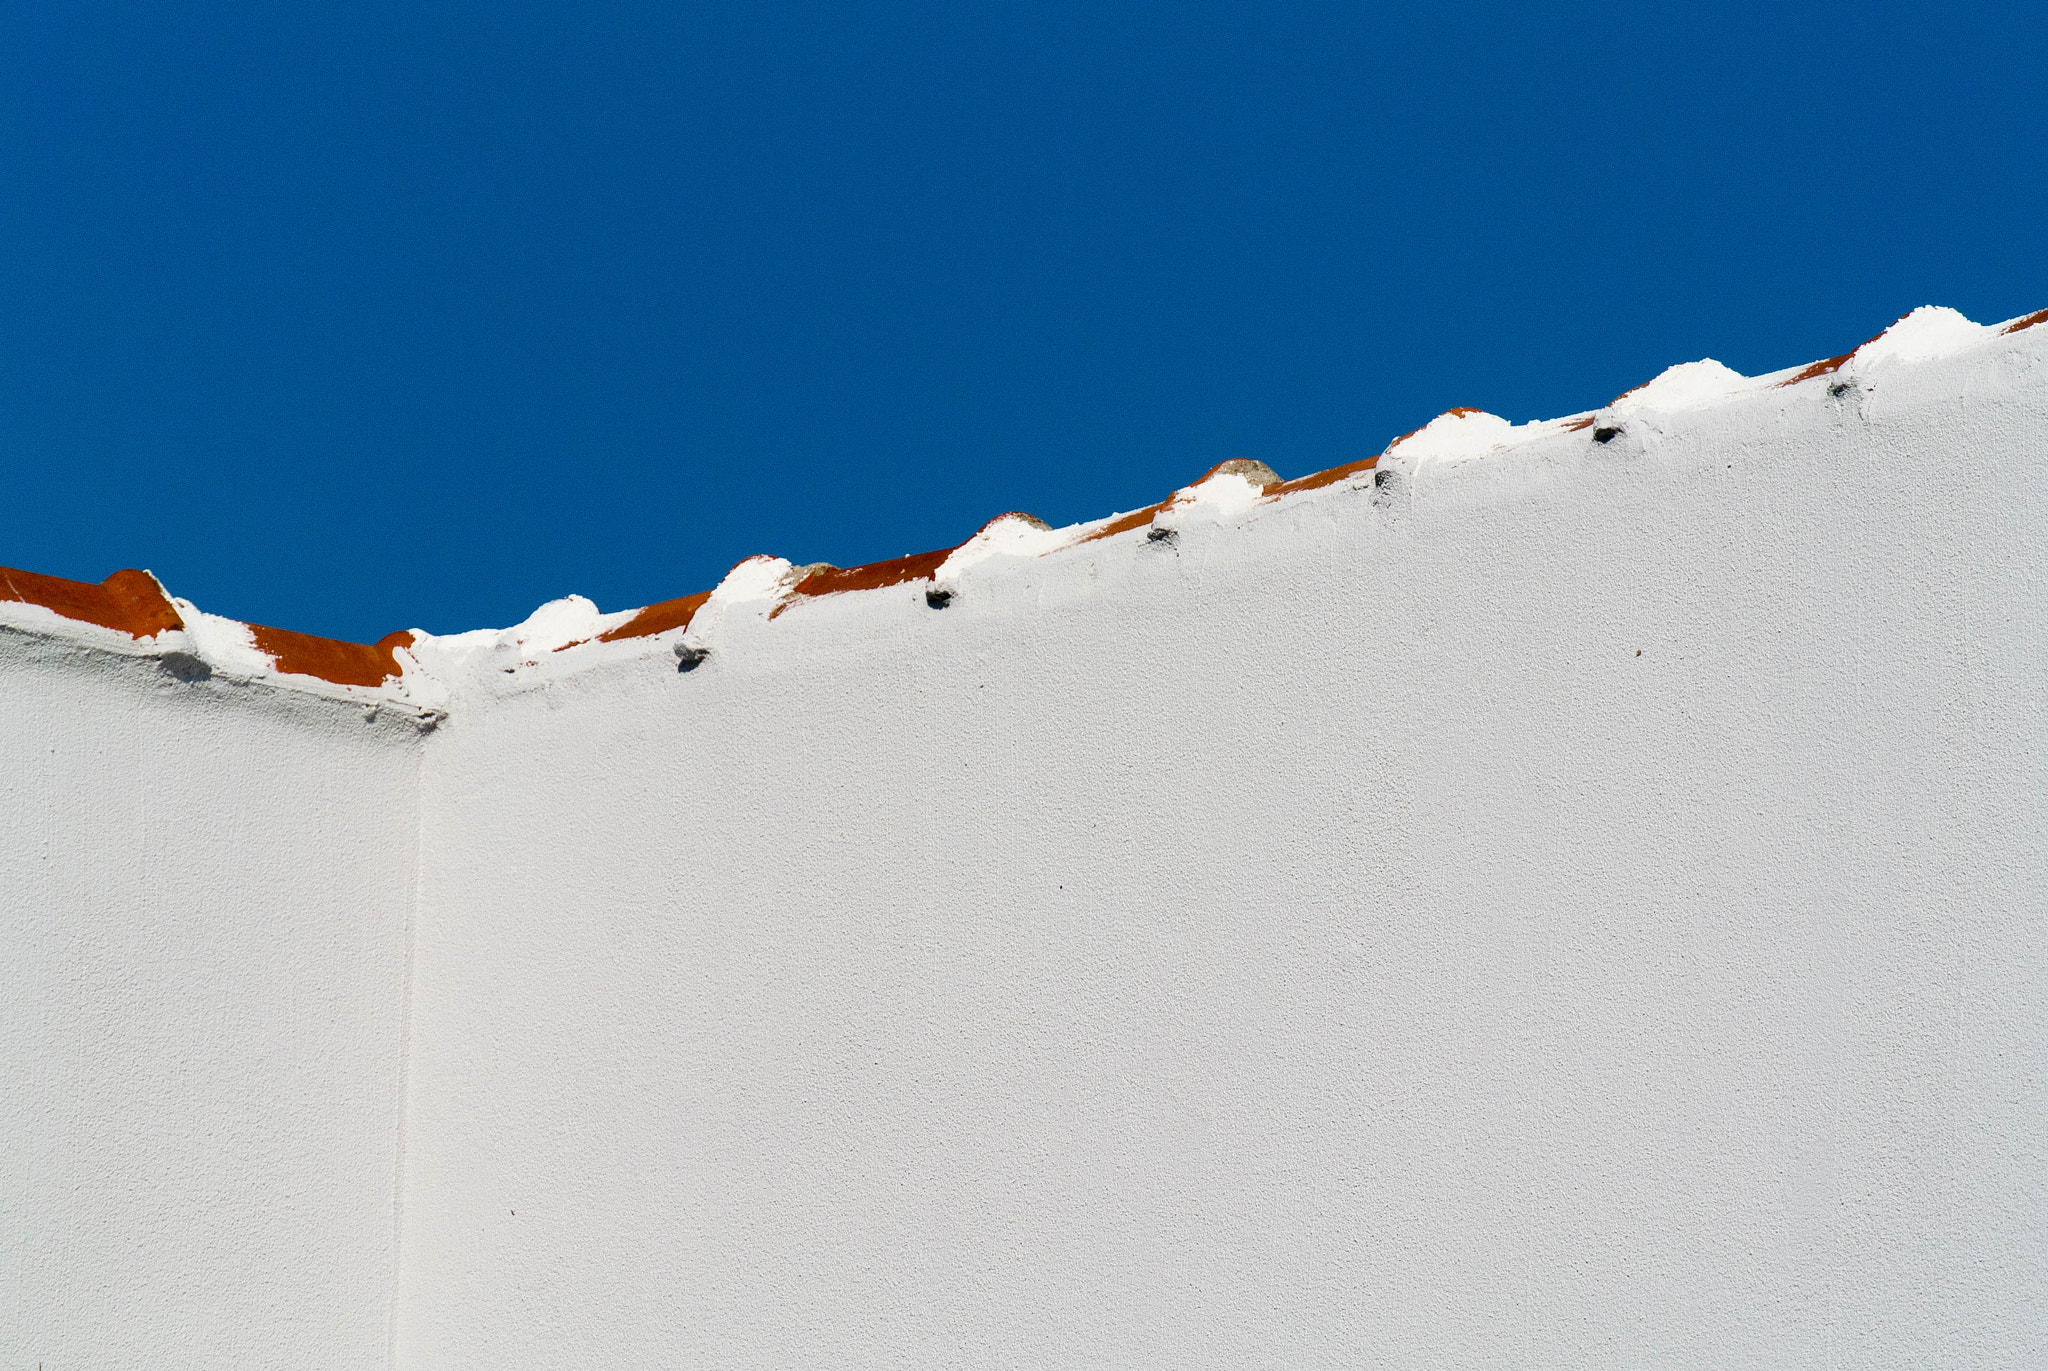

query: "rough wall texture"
left=393, top=334, right=2048, bottom=1367
left=0, top=639, right=423, bottom=1369
left=5, top=309, right=2047, bottom=1367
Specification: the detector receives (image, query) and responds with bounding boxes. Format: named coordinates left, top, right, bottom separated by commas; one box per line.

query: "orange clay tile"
left=598, top=589, right=713, bottom=643
left=785, top=546, right=958, bottom=601
left=1775, top=320, right=1912, bottom=387
left=248, top=623, right=414, bottom=688
left=1, top=561, right=413, bottom=687
left=1078, top=502, right=1171, bottom=544
left=1269, top=455, right=1379, bottom=496
left=1380, top=407, right=1487, bottom=450
left=1080, top=461, right=1282, bottom=541
left=0, top=565, right=185, bottom=639
left=10, top=308, right=2043, bottom=674
left=1777, top=352, right=1854, bottom=387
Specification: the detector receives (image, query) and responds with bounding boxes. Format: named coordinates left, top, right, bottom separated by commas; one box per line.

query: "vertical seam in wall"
left=386, top=730, right=429, bottom=1371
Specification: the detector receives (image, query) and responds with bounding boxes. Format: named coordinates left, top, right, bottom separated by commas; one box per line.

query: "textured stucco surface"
left=0, top=642, right=422, bottom=1369
left=5, top=319, right=2047, bottom=1367
left=394, top=337, right=2047, bottom=1366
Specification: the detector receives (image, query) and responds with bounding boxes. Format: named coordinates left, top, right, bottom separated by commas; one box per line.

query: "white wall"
left=391, top=332, right=2048, bottom=1365
left=0, top=637, right=423, bottom=1370
left=5, top=317, right=2044, bottom=1368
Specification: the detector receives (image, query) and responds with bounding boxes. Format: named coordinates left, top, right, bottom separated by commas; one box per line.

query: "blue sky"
left=2, top=1, right=2042, bottom=642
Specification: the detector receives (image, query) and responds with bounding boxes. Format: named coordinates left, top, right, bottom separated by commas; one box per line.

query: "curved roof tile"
left=4, top=304, right=2039, bottom=689
left=0, top=566, right=184, bottom=639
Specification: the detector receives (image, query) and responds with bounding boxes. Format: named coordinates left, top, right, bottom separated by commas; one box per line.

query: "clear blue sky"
left=3, top=2, right=2042, bottom=642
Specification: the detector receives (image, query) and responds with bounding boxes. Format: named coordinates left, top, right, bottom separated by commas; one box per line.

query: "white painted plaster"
left=1854, top=304, right=1990, bottom=368
left=169, top=597, right=277, bottom=678
left=1614, top=357, right=1752, bottom=414
left=935, top=513, right=1067, bottom=584
left=0, top=640, right=425, bottom=1368
left=6, top=308, right=2048, bottom=1367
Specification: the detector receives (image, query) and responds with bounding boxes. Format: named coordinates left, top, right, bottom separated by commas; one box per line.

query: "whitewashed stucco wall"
left=5, top=317, right=2046, bottom=1368
left=0, top=639, right=423, bottom=1369
left=391, top=334, right=2048, bottom=1366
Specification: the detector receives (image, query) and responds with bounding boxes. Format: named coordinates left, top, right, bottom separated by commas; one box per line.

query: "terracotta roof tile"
left=1077, top=503, right=1170, bottom=544
left=1268, top=455, right=1378, bottom=496
left=248, top=624, right=413, bottom=688
left=1777, top=351, right=1855, bottom=386
left=0, top=566, right=184, bottom=639
left=597, top=590, right=713, bottom=643
left=7, top=306, right=2040, bottom=678
left=782, top=546, right=958, bottom=605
